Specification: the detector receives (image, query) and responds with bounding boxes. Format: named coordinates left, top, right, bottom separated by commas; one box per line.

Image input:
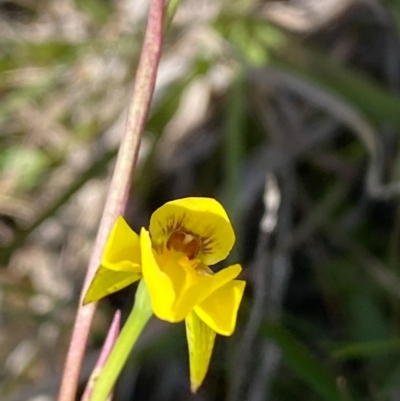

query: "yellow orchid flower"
left=84, top=197, right=246, bottom=392
left=84, top=217, right=142, bottom=304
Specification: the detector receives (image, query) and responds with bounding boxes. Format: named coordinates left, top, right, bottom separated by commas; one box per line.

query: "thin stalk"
left=57, top=1, right=165, bottom=400
left=81, top=311, right=121, bottom=401
left=89, top=280, right=153, bottom=401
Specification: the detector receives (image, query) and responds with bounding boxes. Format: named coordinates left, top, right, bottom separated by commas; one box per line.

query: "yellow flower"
left=83, top=216, right=142, bottom=304
left=84, top=197, right=246, bottom=392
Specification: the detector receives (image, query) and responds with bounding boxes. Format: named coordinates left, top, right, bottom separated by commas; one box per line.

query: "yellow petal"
left=141, top=226, right=242, bottom=322
left=195, top=279, right=246, bottom=336
left=140, top=227, right=178, bottom=320
left=83, top=216, right=142, bottom=304
left=185, top=310, right=216, bottom=393
left=173, top=264, right=242, bottom=322
left=149, top=197, right=235, bottom=265
left=102, top=216, right=141, bottom=271
left=83, top=265, right=141, bottom=304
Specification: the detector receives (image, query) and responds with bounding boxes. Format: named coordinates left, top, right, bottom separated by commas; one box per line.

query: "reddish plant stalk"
left=57, top=1, right=165, bottom=400
left=80, top=311, right=121, bottom=401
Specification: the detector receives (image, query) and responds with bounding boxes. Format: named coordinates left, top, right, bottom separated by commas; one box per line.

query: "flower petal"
left=173, top=264, right=242, bottom=322
left=195, top=279, right=246, bottom=336
left=149, top=197, right=235, bottom=265
left=102, top=216, right=141, bottom=271
left=83, top=265, right=141, bottom=304
left=141, top=227, right=242, bottom=323
left=83, top=217, right=142, bottom=304
left=140, top=228, right=179, bottom=321
left=185, top=310, right=216, bottom=393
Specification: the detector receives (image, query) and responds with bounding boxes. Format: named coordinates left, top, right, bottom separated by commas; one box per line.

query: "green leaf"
left=271, top=45, right=400, bottom=127
left=331, top=339, right=400, bottom=360
left=165, top=0, right=183, bottom=30
left=261, top=321, right=353, bottom=401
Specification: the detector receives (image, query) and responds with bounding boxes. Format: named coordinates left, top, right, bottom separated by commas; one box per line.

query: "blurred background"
left=2, top=0, right=400, bottom=400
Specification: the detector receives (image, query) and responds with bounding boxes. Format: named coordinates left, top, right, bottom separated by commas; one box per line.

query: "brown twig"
left=57, top=1, right=165, bottom=400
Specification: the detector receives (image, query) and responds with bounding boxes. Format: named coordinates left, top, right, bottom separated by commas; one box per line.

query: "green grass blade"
left=261, top=321, right=354, bottom=401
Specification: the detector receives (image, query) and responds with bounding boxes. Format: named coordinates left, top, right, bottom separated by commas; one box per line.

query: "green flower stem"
left=57, top=1, right=165, bottom=401
left=90, top=280, right=153, bottom=401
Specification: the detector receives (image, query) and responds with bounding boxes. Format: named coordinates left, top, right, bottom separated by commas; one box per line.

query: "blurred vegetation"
left=2, top=0, right=400, bottom=401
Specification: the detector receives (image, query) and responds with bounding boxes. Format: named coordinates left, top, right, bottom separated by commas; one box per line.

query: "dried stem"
left=57, top=1, right=165, bottom=400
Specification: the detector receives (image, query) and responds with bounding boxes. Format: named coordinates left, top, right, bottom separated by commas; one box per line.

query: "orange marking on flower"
left=167, top=230, right=200, bottom=259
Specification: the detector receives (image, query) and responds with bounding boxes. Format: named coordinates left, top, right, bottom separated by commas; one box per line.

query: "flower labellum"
left=84, top=197, right=246, bottom=392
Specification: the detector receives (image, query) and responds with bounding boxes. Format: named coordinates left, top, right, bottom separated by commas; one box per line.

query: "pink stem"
left=57, top=1, right=165, bottom=400
left=80, top=310, right=121, bottom=401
